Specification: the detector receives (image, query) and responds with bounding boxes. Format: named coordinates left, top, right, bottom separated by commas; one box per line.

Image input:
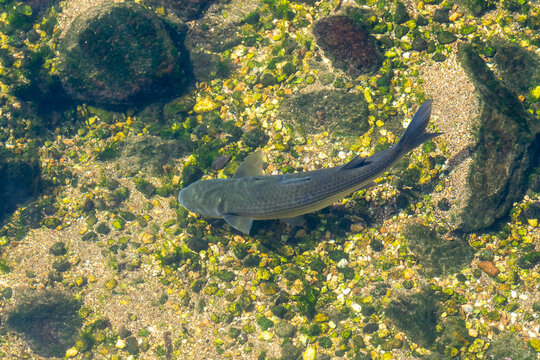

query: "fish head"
left=178, top=179, right=225, bottom=218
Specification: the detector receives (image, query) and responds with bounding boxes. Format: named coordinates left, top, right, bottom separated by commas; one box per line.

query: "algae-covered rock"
left=57, top=2, right=190, bottom=107
left=394, top=1, right=410, bottom=24
left=453, top=43, right=540, bottom=231
left=490, top=38, right=540, bottom=95
left=7, top=290, right=82, bottom=357
left=184, top=14, right=241, bottom=82
left=0, top=148, right=40, bottom=224
left=456, top=0, right=490, bottom=16
left=120, top=135, right=193, bottom=175
left=485, top=333, right=537, bottom=360
left=386, top=290, right=439, bottom=348
left=313, top=16, right=383, bottom=77
left=277, top=90, right=369, bottom=135
left=403, top=224, right=474, bottom=277
left=435, top=317, right=473, bottom=355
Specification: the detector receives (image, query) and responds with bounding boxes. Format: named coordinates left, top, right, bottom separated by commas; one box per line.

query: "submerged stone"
left=57, top=2, right=189, bottom=107
left=403, top=224, right=474, bottom=276
left=453, top=43, right=540, bottom=231
left=485, top=333, right=537, bottom=360
left=119, top=135, right=193, bottom=175
left=437, top=31, right=457, bottom=44
left=394, top=2, right=410, bottom=24
left=435, top=317, right=474, bottom=355
left=313, top=16, right=382, bottom=77
left=457, top=0, right=489, bottom=16
left=433, top=9, right=450, bottom=23
left=491, top=38, right=540, bottom=94
left=386, top=290, right=439, bottom=348
left=278, top=90, right=369, bottom=135
left=411, top=37, right=428, bottom=52
left=7, top=290, right=82, bottom=357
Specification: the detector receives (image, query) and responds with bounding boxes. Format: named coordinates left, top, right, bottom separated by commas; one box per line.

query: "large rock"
left=57, top=2, right=190, bottom=107
left=313, top=16, right=382, bottom=78
left=452, top=42, right=540, bottom=231
left=7, top=290, right=82, bottom=358
left=0, top=148, right=40, bottom=224
left=277, top=90, right=369, bottom=135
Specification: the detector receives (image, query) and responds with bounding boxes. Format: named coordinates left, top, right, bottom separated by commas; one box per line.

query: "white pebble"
left=337, top=258, right=349, bottom=268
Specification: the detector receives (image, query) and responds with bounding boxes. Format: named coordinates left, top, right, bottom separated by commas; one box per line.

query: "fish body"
left=179, top=100, right=439, bottom=234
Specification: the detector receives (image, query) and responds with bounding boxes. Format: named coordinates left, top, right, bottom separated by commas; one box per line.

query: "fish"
left=178, top=100, right=439, bottom=235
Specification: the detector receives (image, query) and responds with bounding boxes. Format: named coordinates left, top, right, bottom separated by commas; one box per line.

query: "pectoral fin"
left=223, top=214, right=253, bottom=235
left=341, top=155, right=370, bottom=170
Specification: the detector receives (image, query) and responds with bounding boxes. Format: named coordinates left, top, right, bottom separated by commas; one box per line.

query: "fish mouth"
left=177, top=188, right=188, bottom=208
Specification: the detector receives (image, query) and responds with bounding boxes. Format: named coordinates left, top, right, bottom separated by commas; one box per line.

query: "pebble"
left=350, top=223, right=364, bottom=232
left=194, top=98, right=220, bottom=113
left=140, top=232, right=155, bottom=244
left=303, top=346, right=316, bottom=360
left=337, top=258, right=349, bottom=268
left=463, top=304, right=474, bottom=314
left=211, top=155, right=230, bottom=170
left=116, top=339, right=126, bottom=349
left=65, top=348, right=78, bottom=357
left=477, top=261, right=499, bottom=277
left=529, top=338, right=540, bottom=352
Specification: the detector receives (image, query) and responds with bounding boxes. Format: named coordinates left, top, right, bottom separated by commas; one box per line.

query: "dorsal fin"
left=234, top=150, right=264, bottom=177
left=341, top=155, right=370, bottom=170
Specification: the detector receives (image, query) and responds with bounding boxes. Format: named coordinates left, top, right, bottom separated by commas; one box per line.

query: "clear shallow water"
left=0, top=0, right=539, bottom=359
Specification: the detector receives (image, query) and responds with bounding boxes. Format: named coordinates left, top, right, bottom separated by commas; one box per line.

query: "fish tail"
left=396, top=100, right=441, bottom=154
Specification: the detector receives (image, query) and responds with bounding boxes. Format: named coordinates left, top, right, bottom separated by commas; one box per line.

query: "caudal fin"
left=397, top=100, right=441, bottom=153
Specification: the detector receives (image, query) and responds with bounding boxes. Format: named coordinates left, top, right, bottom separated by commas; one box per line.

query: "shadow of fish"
left=179, top=100, right=440, bottom=234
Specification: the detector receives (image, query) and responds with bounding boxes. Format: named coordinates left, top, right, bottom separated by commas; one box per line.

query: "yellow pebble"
left=65, top=348, right=78, bottom=357
left=193, top=97, right=220, bottom=113
left=449, top=12, right=461, bottom=21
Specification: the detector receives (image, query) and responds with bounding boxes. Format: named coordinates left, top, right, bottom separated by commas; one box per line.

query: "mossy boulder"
left=485, top=333, right=537, bottom=360
left=403, top=224, right=473, bottom=276
left=453, top=43, right=540, bottom=231
left=278, top=90, right=369, bottom=135
left=386, top=290, right=439, bottom=348
left=490, top=38, right=540, bottom=95
left=7, top=290, right=82, bottom=357
left=456, top=0, right=490, bottom=16
left=183, top=10, right=241, bottom=82
left=57, top=2, right=190, bottom=107
left=313, top=16, right=383, bottom=77
left=120, top=135, right=193, bottom=175
left=0, top=149, right=40, bottom=224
